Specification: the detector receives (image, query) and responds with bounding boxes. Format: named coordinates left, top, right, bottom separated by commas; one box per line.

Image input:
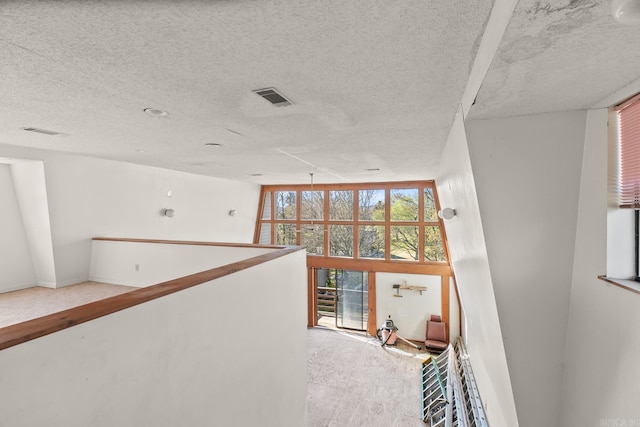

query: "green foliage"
left=275, top=191, right=296, bottom=219
left=389, top=192, right=419, bottom=260
left=424, top=226, right=445, bottom=261
left=267, top=186, right=445, bottom=262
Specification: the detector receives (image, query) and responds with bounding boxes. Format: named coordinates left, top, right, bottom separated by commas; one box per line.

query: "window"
left=617, top=93, right=640, bottom=209
left=608, top=93, right=640, bottom=281
left=275, top=191, right=296, bottom=219
left=255, top=181, right=448, bottom=264
left=359, top=189, right=384, bottom=221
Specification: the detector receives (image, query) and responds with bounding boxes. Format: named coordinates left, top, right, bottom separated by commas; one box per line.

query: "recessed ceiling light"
left=365, top=168, right=380, bottom=171
left=204, top=143, right=222, bottom=148
left=250, top=173, right=263, bottom=176
left=143, top=108, right=169, bottom=117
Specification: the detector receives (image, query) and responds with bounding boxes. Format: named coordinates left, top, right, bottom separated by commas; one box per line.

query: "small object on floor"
left=396, top=335, right=421, bottom=350
left=376, top=315, right=422, bottom=350
left=424, top=314, right=448, bottom=353
left=377, top=316, right=398, bottom=346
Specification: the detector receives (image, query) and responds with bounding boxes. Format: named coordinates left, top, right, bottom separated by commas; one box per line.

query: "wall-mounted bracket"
left=392, top=280, right=427, bottom=297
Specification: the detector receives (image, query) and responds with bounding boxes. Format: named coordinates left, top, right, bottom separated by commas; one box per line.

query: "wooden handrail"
left=93, top=237, right=288, bottom=249
left=0, top=241, right=304, bottom=351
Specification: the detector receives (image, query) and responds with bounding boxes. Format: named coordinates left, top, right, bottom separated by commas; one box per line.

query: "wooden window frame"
left=255, top=180, right=454, bottom=335
left=254, top=180, right=450, bottom=271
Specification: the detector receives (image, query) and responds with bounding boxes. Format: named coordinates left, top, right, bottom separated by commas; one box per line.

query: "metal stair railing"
left=422, top=347, right=453, bottom=426
left=454, top=338, right=489, bottom=427
left=420, top=338, right=490, bottom=427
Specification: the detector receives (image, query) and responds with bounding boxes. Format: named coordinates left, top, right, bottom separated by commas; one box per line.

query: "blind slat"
left=617, top=97, right=640, bottom=208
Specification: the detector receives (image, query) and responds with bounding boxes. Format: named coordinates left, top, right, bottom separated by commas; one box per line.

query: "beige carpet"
left=0, top=282, right=136, bottom=328
left=307, top=326, right=430, bottom=427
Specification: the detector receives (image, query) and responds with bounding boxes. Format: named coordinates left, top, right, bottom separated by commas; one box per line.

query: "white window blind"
left=616, top=93, right=640, bottom=208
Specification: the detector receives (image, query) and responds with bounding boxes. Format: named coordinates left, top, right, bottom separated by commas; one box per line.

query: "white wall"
left=560, top=109, right=640, bottom=426
left=0, top=250, right=308, bottom=427
left=44, top=155, right=261, bottom=286
left=436, top=108, right=519, bottom=427
left=0, top=144, right=261, bottom=287
left=10, top=161, right=57, bottom=287
left=90, top=240, right=276, bottom=287
left=464, top=110, right=587, bottom=427
left=0, top=165, right=37, bottom=292
left=375, top=272, right=442, bottom=341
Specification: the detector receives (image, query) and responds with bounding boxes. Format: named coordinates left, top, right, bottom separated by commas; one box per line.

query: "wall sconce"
left=228, top=209, right=237, bottom=217
left=612, top=0, right=640, bottom=24
left=438, top=207, right=456, bottom=220
left=161, top=208, right=175, bottom=218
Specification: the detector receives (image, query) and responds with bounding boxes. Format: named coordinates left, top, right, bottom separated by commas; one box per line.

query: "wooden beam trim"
left=253, top=187, right=266, bottom=243
left=305, top=256, right=451, bottom=275
left=441, top=275, right=450, bottom=341
left=597, top=275, right=640, bottom=296
left=0, top=246, right=304, bottom=351
left=451, top=275, right=463, bottom=337
left=262, top=180, right=436, bottom=192
left=93, top=237, right=287, bottom=250
left=367, top=271, right=377, bottom=336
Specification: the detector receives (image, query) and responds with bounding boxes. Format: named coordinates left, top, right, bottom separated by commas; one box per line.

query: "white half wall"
left=436, top=108, right=518, bottom=427
left=560, top=109, right=640, bottom=426
left=465, top=110, right=587, bottom=427
left=0, top=165, right=36, bottom=292
left=0, top=250, right=308, bottom=427
left=0, top=144, right=261, bottom=287
left=90, top=240, right=276, bottom=287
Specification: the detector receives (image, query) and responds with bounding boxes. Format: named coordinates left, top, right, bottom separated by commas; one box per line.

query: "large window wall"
left=255, top=181, right=449, bottom=268
left=255, top=180, right=454, bottom=335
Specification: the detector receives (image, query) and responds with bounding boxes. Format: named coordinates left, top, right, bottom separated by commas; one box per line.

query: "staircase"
left=421, top=338, right=489, bottom=427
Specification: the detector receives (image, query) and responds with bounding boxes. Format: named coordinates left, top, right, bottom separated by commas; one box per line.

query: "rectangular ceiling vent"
left=22, top=127, right=67, bottom=136
left=253, top=87, right=292, bottom=107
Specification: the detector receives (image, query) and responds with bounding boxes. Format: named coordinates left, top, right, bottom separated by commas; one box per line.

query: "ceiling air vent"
left=22, top=127, right=67, bottom=136
left=252, top=87, right=292, bottom=107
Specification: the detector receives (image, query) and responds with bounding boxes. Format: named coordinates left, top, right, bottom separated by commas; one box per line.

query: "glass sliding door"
left=336, top=270, right=368, bottom=331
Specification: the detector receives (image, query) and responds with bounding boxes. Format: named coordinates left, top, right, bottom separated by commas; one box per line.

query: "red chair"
left=425, top=315, right=448, bottom=352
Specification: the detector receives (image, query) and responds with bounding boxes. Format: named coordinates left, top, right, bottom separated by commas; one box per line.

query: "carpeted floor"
left=307, top=326, right=430, bottom=427
left=0, top=282, right=136, bottom=328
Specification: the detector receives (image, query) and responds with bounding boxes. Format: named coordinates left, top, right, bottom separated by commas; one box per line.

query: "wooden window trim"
left=598, top=275, right=640, bottom=296
left=257, top=180, right=449, bottom=265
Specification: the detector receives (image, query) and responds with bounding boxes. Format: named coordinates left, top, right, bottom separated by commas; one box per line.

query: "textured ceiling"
left=470, top=0, right=640, bottom=119
left=0, top=0, right=492, bottom=184
left=2, top=1, right=639, bottom=185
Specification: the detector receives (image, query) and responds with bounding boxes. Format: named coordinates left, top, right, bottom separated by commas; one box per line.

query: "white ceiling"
left=470, top=0, right=640, bottom=120
left=1, top=1, right=639, bottom=185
